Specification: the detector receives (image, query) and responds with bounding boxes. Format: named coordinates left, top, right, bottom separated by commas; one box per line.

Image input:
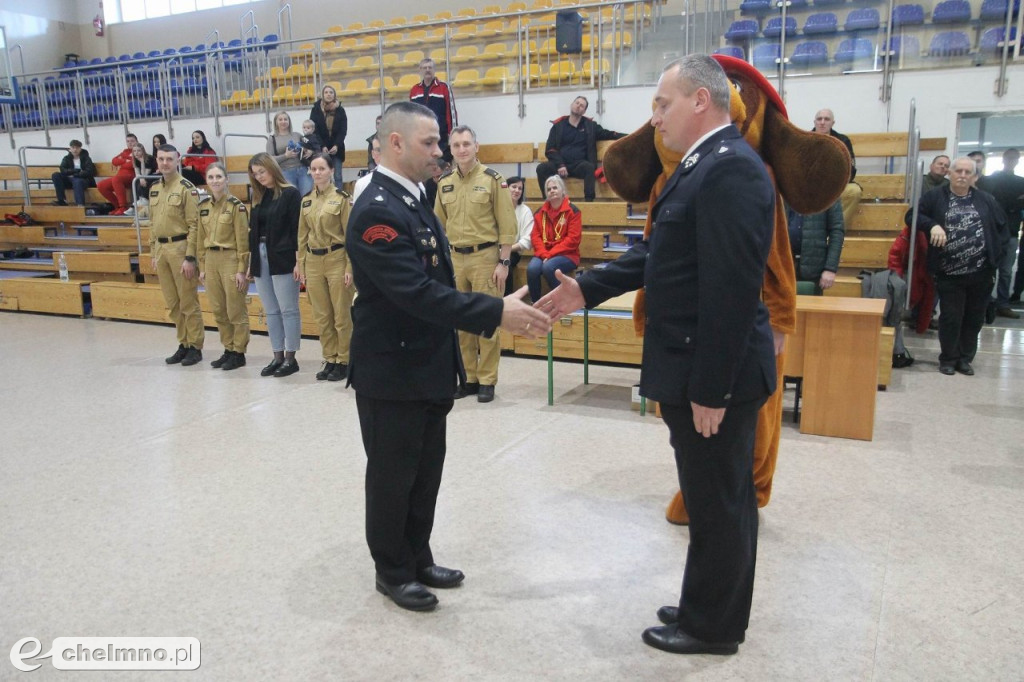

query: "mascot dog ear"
left=762, top=109, right=850, bottom=214
left=602, top=123, right=662, bottom=205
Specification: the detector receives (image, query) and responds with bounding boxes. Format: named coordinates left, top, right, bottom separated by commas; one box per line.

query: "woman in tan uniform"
left=198, top=162, right=250, bottom=371
left=299, top=153, right=354, bottom=382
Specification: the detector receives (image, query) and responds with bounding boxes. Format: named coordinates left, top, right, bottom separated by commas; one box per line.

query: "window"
left=106, top=0, right=254, bottom=24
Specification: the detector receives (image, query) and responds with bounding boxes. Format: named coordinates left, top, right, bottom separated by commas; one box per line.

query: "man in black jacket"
left=346, top=102, right=550, bottom=613
left=538, top=54, right=776, bottom=655
left=977, top=148, right=1024, bottom=315
left=906, top=157, right=1009, bottom=375
left=51, top=140, right=96, bottom=206
left=536, top=96, right=624, bottom=201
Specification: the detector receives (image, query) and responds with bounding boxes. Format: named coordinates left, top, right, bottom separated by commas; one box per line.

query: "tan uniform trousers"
left=305, top=248, right=354, bottom=364
left=840, top=182, right=862, bottom=230
left=156, top=240, right=205, bottom=349
left=453, top=247, right=501, bottom=385
left=204, top=249, right=250, bottom=353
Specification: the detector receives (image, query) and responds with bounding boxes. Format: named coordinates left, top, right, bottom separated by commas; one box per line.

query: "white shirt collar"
left=681, top=124, right=731, bottom=163
left=374, top=165, right=423, bottom=199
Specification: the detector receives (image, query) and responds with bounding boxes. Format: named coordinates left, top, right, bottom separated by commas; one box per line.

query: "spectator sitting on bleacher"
left=812, top=108, right=861, bottom=228
left=922, top=154, right=950, bottom=193
left=366, top=114, right=382, bottom=171
left=505, top=175, right=534, bottom=297
left=528, top=175, right=581, bottom=302
left=51, top=139, right=96, bottom=207
left=151, top=134, right=167, bottom=159
left=786, top=198, right=845, bottom=294
left=97, top=132, right=139, bottom=215
left=124, top=143, right=157, bottom=217
left=537, top=96, right=625, bottom=202
left=182, top=129, right=217, bottom=187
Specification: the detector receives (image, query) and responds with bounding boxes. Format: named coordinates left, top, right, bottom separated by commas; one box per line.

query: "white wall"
left=0, top=0, right=85, bottom=73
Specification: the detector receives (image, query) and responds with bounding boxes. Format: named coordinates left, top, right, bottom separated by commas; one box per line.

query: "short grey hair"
left=952, top=156, right=980, bottom=176
left=380, top=101, right=437, bottom=140
left=663, top=54, right=730, bottom=111
left=543, top=173, right=569, bottom=197
left=449, top=125, right=477, bottom=143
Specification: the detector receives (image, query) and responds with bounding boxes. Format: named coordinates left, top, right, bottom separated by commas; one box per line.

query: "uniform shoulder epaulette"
left=483, top=167, right=504, bottom=181
left=338, top=189, right=352, bottom=199
left=197, top=194, right=213, bottom=204
left=439, top=168, right=455, bottom=180
left=180, top=178, right=196, bottom=190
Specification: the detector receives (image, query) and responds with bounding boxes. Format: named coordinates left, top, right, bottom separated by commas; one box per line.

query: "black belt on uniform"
left=207, top=246, right=233, bottom=251
left=307, top=243, right=345, bottom=256
left=156, top=233, right=187, bottom=243
left=451, top=241, right=496, bottom=255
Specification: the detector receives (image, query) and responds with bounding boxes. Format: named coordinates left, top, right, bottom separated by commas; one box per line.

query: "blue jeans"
left=331, top=159, right=343, bottom=188
left=254, top=243, right=301, bottom=352
left=527, top=255, right=576, bottom=302
left=994, top=235, right=1018, bottom=307
left=282, top=165, right=312, bottom=197
left=51, top=172, right=94, bottom=205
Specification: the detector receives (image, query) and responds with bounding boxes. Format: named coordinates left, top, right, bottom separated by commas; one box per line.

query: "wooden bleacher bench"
left=0, top=276, right=93, bottom=316
left=847, top=133, right=947, bottom=157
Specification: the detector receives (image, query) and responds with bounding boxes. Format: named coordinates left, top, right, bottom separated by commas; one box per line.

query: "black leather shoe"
left=656, top=607, right=745, bottom=642
left=892, top=352, right=914, bottom=368
left=222, top=352, right=245, bottom=371
left=375, top=575, right=438, bottom=611
left=641, top=624, right=738, bottom=655
left=939, top=364, right=956, bottom=376
left=985, top=301, right=997, bottom=324
left=416, top=565, right=465, bottom=589
left=477, top=385, right=495, bottom=403
left=996, top=307, right=1020, bottom=319
left=274, top=359, right=299, bottom=377
left=327, top=363, right=347, bottom=382
left=454, top=382, right=479, bottom=399
left=210, top=351, right=231, bottom=368
left=316, top=362, right=335, bottom=381
left=955, top=360, right=974, bottom=376
left=261, top=359, right=284, bottom=377
left=180, top=347, right=202, bottom=366
left=165, top=345, right=187, bottom=364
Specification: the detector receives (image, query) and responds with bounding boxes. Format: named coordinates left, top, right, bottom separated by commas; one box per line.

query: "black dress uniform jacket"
left=346, top=170, right=504, bottom=401
left=577, top=125, right=776, bottom=409
left=247, top=186, right=301, bottom=277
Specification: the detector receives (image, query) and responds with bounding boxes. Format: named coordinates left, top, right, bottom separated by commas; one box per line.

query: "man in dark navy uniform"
left=346, top=102, right=550, bottom=612
left=537, top=55, right=777, bottom=654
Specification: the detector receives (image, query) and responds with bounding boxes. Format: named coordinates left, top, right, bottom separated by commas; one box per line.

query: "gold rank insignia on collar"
left=683, top=152, right=700, bottom=169
left=403, top=195, right=415, bottom=208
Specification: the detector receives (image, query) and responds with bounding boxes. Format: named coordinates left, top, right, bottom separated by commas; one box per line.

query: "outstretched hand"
left=501, top=286, right=552, bottom=338
left=533, top=269, right=585, bottom=321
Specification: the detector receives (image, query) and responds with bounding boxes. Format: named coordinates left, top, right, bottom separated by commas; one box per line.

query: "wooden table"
left=784, top=296, right=885, bottom=441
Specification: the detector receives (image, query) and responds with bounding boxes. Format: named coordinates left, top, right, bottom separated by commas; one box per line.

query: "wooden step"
left=825, top=275, right=863, bottom=298
left=839, top=237, right=892, bottom=269
left=859, top=174, right=906, bottom=201
left=0, top=276, right=93, bottom=316
left=848, top=202, right=908, bottom=231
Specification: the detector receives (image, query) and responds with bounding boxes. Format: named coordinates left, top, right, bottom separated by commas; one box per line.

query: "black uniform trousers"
left=660, top=398, right=764, bottom=643
left=536, top=159, right=596, bottom=201
left=935, top=267, right=994, bottom=366
left=356, top=393, right=454, bottom=586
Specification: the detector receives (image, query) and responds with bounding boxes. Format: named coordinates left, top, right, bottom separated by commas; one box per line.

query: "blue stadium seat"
left=803, top=13, right=839, bottom=34
left=835, top=38, right=875, bottom=62
left=980, top=0, right=1020, bottom=20
left=182, top=77, right=208, bottom=96
left=892, top=4, right=925, bottom=26
left=131, top=52, right=146, bottom=61
left=932, top=0, right=972, bottom=23
left=886, top=34, right=922, bottom=57
left=740, top=0, right=773, bottom=14
left=790, top=40, right=830, bottom=66
left=262, top=34, right=279, bottom=51
left=763, top=16, right=798, bottom=38
left=725, top=19, right=760, bottom=41
left=144, top=99, right=163, bottom=118
left=127, top=100, right=144, bottom=119
left=753, top=42, right=782, bottom=68
left=813, top=0, right=846, bottom=6
left=713, top=46, right=746, bottom=59
left=928, top=31, right=971, bottom=56
left=979, top=25, right=1018, bottom=50
left=89, top=104, right=109, bottom=121
left=845, top=8, right=880, bottom=31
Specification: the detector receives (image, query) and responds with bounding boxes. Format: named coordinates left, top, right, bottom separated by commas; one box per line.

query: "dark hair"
left=69, top=139, right=83, bottom=148
left=309, top=152, right=335, bottom=169
left=157, top=144, right=179, bottom=155
left=507, top=175, right=526, bottom=205
left=151, top=133, right=167, bottom=157
left=188, top=130, right=214, bottom=153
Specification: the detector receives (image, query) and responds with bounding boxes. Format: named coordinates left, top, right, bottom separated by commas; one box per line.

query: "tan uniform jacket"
left=148, top=173, right=200, bottom=258
left=298, top=186, right=352, bottom=273
left=433, top=162, right=517, bottom=249
left=197, top=194, right=250, bottom=273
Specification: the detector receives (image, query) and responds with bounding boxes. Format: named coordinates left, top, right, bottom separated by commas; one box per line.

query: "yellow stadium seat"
left=336, top=37, right=358, bottom=51
left=435, top=10, right=453, bottom=20
left=436, top=71, right=448, bottom=82
left=351, top=55, right=377, bottom=72
left=266, top=66, right=286, bottom=84
left=603, top=31, right=633, bottom=50
left=452, top=69, right=481, bottom=89
left=359, top=35, right=380, bottom=49
left=381, top=53, right=400, bottom=68
left=457, top=8, right=477, bottom=18
left=411, top=14, right=430, bottom=23
left=524, top=63, right=542, bottom=84
left=537, top=37, right=557, bottom=56
left=323, top=58, right=350, bottom=75
left=219, top=89, right=246, bottom=108
left=343, top=79, right=368, bottom=97
left=450, top=25, right=477, bottom=42
left=389, top=16, right=406, bottom=26
left=532, top=0, right=553, bottom=8
left=397, top=50, right=425, bottom=68
left=481, top=43, right=508, bottom=60
left=429, top=47, right=448, bottom=62
left=480, top=66, right=512, bottom=87
left=367, top=19, right=386, bottom=29
left=324, top=81, right=342, bottom=93
left=290, top=83, right=317, bottom=105
left=271, top=85, right=295, bottom=105
left=424, top=28, right=446, bottom=43
left=478, top=20, right=504, bottom=38
left=397, top=73, right=420, bottom=90
left=402, top=30, right=427, bottom=46
left=582, top=58, right=611, bottom=83
left=326, top=25, right=344, bottom=34
left=481, top=5, right=502, bottom=14
left=347, top=22, right=364, bottom=31
left=539, top=60, right=578, bottom=85
left=451, top=46, right=480, bottom=63
left=284, top=63, right=307, bottom=79
left=506, top=1, right=527, bottom=10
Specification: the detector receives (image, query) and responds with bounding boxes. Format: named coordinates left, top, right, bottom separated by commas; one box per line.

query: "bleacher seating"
left=725, top=19, right=760, bottom=41
left=979, top=0, right=1020, bottom=20
left=928, top=30, right=972, bottom=55
left=979, top=26, right=1018, bottom=51
left=791, top=40, right=830, bottom=66
left=803, top=12, right=840, bottom=34
left=892, top=4, right=926, bottom=26
left=932, top=0, right=973, bottom=22
left=764, top=17, right=798, bottom=38
left=753, top=42, right=783, bottom=68
left=845, top=8, right=881, bottom=31
left=835, top=38, right=875, bottom=62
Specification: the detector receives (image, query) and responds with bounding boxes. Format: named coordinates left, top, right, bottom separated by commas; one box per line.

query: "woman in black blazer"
left=246, top=152, right=303, bottom=377
left=309, top=84, right=347, bottom=187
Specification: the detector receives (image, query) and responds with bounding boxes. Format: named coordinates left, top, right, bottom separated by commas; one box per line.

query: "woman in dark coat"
left=309, top=84, right=347, bottom=187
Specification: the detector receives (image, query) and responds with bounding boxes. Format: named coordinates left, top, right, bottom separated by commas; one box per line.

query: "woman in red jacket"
left=97, top=132, right=139, bottom=215
left=182, top=129, right=217, bottom=186
left=527, top=175, right=582, bottom=302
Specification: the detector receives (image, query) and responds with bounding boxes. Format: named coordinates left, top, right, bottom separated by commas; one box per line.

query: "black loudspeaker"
left=555, top=10, right=583, bottom=54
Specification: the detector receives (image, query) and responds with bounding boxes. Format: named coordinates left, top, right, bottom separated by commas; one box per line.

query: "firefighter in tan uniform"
left=434, top=126, right=518, bottom=403
left=299, top=154, right=355, bottom=383
left=150, top=144, right=205, bottom=366
left=197, top=162, right=250, bottom=372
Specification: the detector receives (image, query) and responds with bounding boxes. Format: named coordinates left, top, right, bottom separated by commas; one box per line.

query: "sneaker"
left=111, top=207, right=127, bottom=216
left=181, top=347, right=203, bottom=366
left=210, top=351, right=231, bottom=368
left=165, top=344, right=188, bottom=364
left=316, top=361, right=335, bottom=381
left=221, top=352, right=246, bottom=371
left=123, top=207, right=135, bottom=217
left=273, top=359, right=299, bottom=377
left=327, top=363, right=347, bottom=382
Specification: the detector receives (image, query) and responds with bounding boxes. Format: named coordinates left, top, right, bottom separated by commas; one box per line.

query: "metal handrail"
left=0, top=161, right=30, bottom=207
left=904, top=99, right=917, bottom=196
left=10, top=44, right=24, bottom=75
left=905, top=154, right=924, bottom=309
left=277, top=4, right=292, bottom=42
left=17, top=145, right=70, bottom=206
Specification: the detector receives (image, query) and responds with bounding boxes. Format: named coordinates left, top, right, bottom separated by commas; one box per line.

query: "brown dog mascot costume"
left=601, top=54, right=851, bottom=524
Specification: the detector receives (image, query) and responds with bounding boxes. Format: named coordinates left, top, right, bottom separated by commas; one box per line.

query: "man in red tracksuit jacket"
left=409, top=58, right=457, bottom=163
